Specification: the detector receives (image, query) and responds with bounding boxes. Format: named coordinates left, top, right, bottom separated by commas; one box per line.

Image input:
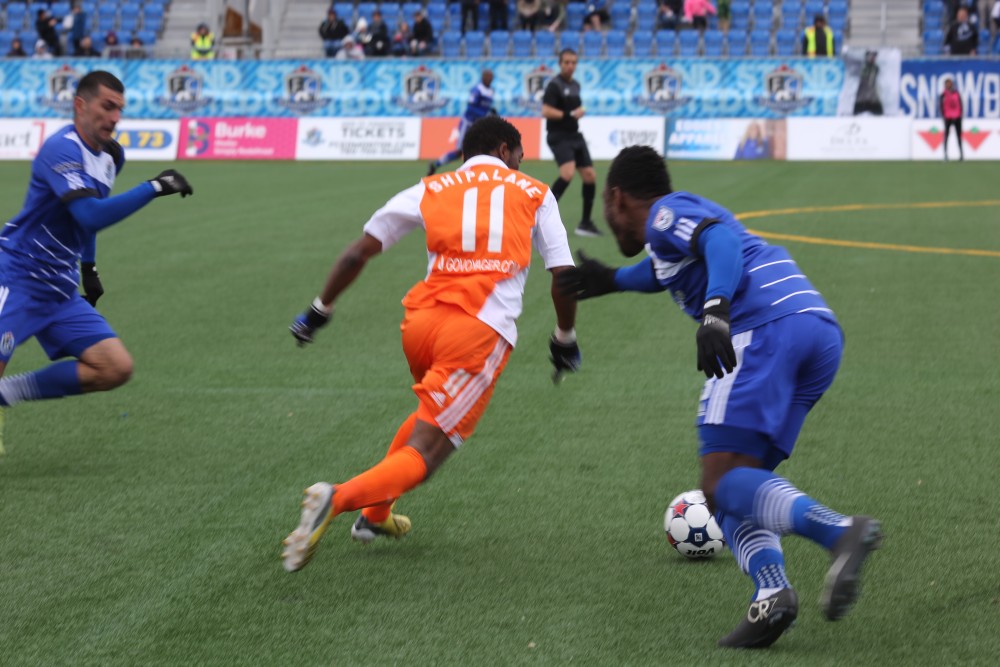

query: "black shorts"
left=944, top=118, right=962, bottom=136
left=547, top=132, right=593, bottom=168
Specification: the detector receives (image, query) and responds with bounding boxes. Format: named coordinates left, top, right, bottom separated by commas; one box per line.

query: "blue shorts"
left=0, top=286, right=117, bottom=363
left=697, top=313, right=843, bottom=468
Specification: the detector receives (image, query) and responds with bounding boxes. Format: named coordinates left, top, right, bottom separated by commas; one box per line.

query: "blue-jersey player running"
left=0, top=70, right=192, bottom=439
left=427, top=69, right=495, bottom=176
left=557, top=146, right=882, bottom=649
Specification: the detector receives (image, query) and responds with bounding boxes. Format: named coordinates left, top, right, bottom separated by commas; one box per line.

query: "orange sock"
left=362, top=413, right=418, bottom=523
left=333, top=445, right=427, bottom=516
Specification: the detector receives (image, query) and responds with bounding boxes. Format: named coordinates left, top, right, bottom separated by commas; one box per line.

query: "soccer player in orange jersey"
left=282, top=116, right=581, bottom=572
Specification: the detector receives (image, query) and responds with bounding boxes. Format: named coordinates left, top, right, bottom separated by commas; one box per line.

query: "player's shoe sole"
left=281, top=482, right=335, bottom=572
left=350, top=509, right=412, bottom=544
left=821, top=515, right=883, bottom=621
left=574, top=222, right=602, bottom=238
left=718, top=588, right=798, bottom=649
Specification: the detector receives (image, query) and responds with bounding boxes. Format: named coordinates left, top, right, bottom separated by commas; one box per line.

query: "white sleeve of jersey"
left=532, top=189, right=575, bottom=269
left=362, top=182, right=426, bottom=251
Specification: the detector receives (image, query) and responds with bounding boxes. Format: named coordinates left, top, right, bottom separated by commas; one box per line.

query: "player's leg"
left=943, top=120, right=953, bottom=161
left=549, top=138, right=576, bottom=201
left=429, top=120, right=470, bottom=175
left=358, top=411, right=418, bottom=525
left=574, top=138, right=600, bottom=236
left=955, top=118, right=964, bottom=160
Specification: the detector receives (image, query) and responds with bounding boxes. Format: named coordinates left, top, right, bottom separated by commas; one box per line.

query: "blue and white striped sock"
left=0, top=361, right=82, bottom=407
left=721, top=513, right=791, bottom=601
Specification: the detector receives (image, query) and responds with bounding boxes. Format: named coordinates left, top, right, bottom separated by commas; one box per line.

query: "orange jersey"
left=363, top=155, right=573, bottom=346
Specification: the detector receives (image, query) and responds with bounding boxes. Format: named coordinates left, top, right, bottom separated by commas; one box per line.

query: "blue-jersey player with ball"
left=557, top=145, right=882, bottom=649
left=0, top=70, right=192, bottom=452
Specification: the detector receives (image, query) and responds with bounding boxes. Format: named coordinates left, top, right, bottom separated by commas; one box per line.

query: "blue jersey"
left=645, top=191, right=836, bottom=333
left=462, top=83, right=495, bottom=123
left=0, top=125, right=122, bottom=302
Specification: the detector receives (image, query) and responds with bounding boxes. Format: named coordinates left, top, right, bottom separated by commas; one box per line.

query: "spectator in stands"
left=319, top=8, right=350, bottom=57
left=6, top=38, right=28, bottom=58
left=354, top=17, right=372, bottom=46
left=951, top=0, right=979, bottom=26
left=69, top=2, right=89, bottom=55
left=32, top=38, right=53, bottom=59
left=518, top=0, right=542, bottom=31
left=190, top=22, right=216, bottom=60
left=461, top=0, right=480, bottom=35
left=584, top=1, right=610, bottom=30
left=992, top=0, right=1000, bottom=31
left=128, top=36, right=148, bottom=58
left=36, top=9, right=63, bottom=57
left=540, top=0, right=567, bottom=32
left=803, top=14, right=835, bottom=56
left=939, top=77, right=964, bottom=161
left=105, top=31, right=125, bottom=58
left=684, top=0, right=717, bottom=31
left=366, top=9, right=391, bottom=56
left=76, top=35, right=100, bottom=57
left=945, top=7, right=978, bottom=54
left=392, top=21, right=411, bottom=56
left=411, top=9, right=435, bottom=55
left=489, top=0, right=510, bottom=32
left=335, top=34, right=366, bottom=60
left=658, top=0, right=684, bottom=30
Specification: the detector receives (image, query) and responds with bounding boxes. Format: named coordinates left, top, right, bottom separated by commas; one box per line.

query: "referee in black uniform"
left=541, top=49, right=600, bottom=237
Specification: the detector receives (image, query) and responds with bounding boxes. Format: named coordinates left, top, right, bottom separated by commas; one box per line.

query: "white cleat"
left=281, top=482, right=335, bottom=573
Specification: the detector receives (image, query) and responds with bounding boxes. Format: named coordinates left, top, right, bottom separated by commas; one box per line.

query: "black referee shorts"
left=547, top=132, right=593, bottom=168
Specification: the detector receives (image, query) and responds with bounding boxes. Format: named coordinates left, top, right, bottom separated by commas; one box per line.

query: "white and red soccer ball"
left=664, top=489, right=725, bottom=559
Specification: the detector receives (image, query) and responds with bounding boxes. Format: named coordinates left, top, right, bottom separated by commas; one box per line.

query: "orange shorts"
left=401, top=306, right=512, bottom=447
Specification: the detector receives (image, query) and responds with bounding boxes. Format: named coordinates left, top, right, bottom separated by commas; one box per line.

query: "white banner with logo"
left=0, top=119, right=47, bottom=160
left=666, top=119, right=788, bottom=161
left=296, top=117, right=421, bottom=160
left=110, top=120, right=181, bottom=161
left=541, top=116, right=666, bottom=161
left=787, top=117, right=910, bottom=160
left=910, top=119, right=1000, bottom=161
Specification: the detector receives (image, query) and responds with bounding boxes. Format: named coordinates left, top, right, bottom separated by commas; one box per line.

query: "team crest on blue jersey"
left=393, top=66, right=448, bottom=114
left=39, top=64, right=84, bottom=114
left=157, top=65, right=212, bottom=113
left=636, top=65, right=691, bottom=113
left=653, top=206, right=675, bottom=231
left=275, top=66, right=330, bottom=114
left=0, top=332, right=14, bottom=356
left=755, top=65, right=813, bottom=114
left=514, top=65, right=552, bottom=112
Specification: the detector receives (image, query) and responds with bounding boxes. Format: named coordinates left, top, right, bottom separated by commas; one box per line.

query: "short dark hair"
left=559, top=48, right=577, bottom=60
left=606, top=146, right=673, bottom=200
left=461, top=115, right=522, bottom=160
left=76, top=70, right=125, bottom=99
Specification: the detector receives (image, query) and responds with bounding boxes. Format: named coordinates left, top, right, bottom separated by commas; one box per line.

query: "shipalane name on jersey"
left=427, top=170, right=544, bottom=198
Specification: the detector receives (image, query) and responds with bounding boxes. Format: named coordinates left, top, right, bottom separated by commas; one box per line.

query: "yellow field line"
left=738, top=201, right=1000, bottom=258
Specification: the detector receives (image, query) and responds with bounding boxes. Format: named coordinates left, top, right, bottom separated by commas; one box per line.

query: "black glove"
left=696, top=297, right=737, bottom=379
left=80, top=262, right=104, bottom=307
left=290, top=302, right=332, bottom=346
left=104, top=138, right=125, bottom=174
left=149, top=170, right=193, bottom=198
left=549, top=334, right=581, bottom=384
left=555, top=250, right=618, bottom=300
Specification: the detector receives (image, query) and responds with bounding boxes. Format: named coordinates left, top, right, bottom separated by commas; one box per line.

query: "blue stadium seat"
left=119, top=16, right=139, bottom=34
left=477, top=2, right=490, bottom=31
left=356, top=3, right=377, bottom=23
left=730, top=13, right=751, bottom=31
left=804, top=0, right=825, bottom=20
left=703, top=29, right=724, bottom=55
left=922, top=28, right=943, bottom=47
left=655, top=30, right=676, bottom=56
left=922, top=13, right=941, bottom=30
left=464, top=29, right=485, bottom=56
left=427, top=4, right=447, bottom=28
left=136, top=29, right=156, bottom=46
left=994, top=34, right=1000, bottom=54
left=534, top=29, right=555, bottom=55
left=752, top=1, right=774, bottom=30
left=606, top=29, right=626, bottom=56
left=511, top=29, right=533, bottom=56
left=727, top=29, right=748, bottom=55
left=750, top=29, right=771, bottom=55
left=923, top=41, right=942, bottom=55
left=775, top=28, right=797, bottom=54
left=635, top=12, right=658, bottom=32
left=980, top=29, right=991, bottom=49
left=559, top=29, right=581, bottom=51
left=441, top=30, right=462, bottom=56
left=730, top=0, right=751, bottom=15
left=402, top=3, right=424, bottom=20
left=610, top=4, right=631, bottom=30
left=97, top=4, right=118, bottom=19
left=827, top=14, right=846, bottom=31
left=98, top=16, right=117, bottom=33
left=51, top=2, right=72, bottom=18
left=143, top=14, right=163, bottom=33
left=829, top=0, right=849, bottom=14
left=489, top=30, right=509, bottom=56
left=632, top=29, right=653, bottom=56
left=5, top=3, right=27, bottom=28
left=120, top=3, right=141, bottom=19
left=566, top=3, right=588, bottom=30
left=333, top=3, right=354, bottom=23
left=581, top=29, right=603, bottom=55
left=679, top=30, right=699, bottom=56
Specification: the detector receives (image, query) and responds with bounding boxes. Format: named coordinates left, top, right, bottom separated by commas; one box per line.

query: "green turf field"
left=0, top=158, right=998, bottom=666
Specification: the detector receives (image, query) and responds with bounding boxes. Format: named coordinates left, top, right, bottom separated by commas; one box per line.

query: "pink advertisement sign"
left=179, top=118, right=297, bottom=160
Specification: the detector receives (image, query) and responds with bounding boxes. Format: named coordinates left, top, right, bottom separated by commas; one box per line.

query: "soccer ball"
left=664, top=489, right=725, bottom=559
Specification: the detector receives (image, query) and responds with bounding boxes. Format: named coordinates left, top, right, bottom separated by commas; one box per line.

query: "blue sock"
left=719, top=512, right=790, bottom=601
left=0, top=361, right=82, bottom=406
left=716, top=466, right=850, bottom=550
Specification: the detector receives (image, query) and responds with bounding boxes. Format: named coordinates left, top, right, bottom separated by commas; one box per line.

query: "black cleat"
left=821, top=516, right=883, bottom=621
left=427, top=161, right=437, bottom=176
left=718, top=588, right=798, bottom=649
left=574, top=220, right=602, bottom=237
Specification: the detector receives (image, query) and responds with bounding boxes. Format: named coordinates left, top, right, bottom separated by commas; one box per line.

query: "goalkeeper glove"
left=80, top=262, right=104, bottom=307
left=290, top=299, right=332, bottom=346
left=549, top=332, right=581, bottom=384
left=555, top=250, right=618, bottom=300
left=149, top=170, right=194, bottom=198
left=696, top=296, right=737, bottom=379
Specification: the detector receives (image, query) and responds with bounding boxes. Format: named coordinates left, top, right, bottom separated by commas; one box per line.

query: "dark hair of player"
left=606, top=145, right=674, bottom=200
left=461, top=115, right=522, bottom=160
left=559, top=48, right=577, bottom=60
left=76, top=71, right=125, bottom=99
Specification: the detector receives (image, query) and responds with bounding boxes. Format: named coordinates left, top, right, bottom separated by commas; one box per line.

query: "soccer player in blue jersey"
left=557, top=146, right=882, bottom=649
left=426, top=69, right=496, bottom=176
left=0, top=70, right=192, bottom=433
